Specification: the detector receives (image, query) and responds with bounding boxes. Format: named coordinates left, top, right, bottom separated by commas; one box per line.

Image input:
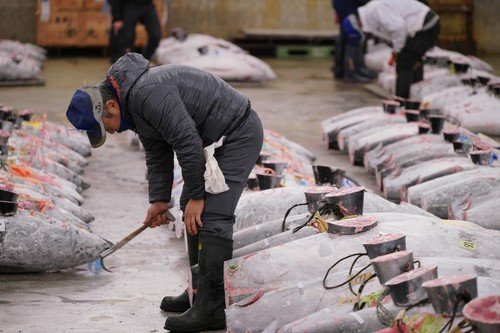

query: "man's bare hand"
left=144, top=201, right=171, bottom=228
left=113, top=20, right=124, bottom=35
left=184, top=198, right=205, bottom=236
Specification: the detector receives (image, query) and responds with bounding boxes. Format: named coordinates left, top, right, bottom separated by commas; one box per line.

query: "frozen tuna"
left=337, top=114, right=406, bottom=152
left=448, top=190, right=500, bottom=230
left=154, top=33, right=276, bottom=82
left=321, top=106, right=384, bottom=149
left=0, top=210, right=110, bottom=273
left=224, top=213, right=500, bottom=305
left=383, top=157, right=477, bottom=201
left=228, top=257, right=500, bottom=333
left=348, top=123, right=419, bottom=165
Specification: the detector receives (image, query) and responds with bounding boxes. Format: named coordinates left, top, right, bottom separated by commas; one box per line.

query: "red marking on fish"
left=393, top=167, right=402, bottom=177
left=243, top=253, right=256, bottom=260
left=233, top=289, right=264, bottom=307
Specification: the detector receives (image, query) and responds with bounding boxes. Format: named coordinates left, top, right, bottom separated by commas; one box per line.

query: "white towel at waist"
left=204, top=136, right=230, bottom=194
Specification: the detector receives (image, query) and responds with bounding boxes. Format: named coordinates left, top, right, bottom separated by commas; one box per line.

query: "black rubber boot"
left=160, top=289, right=190, bottom=312
left=160, top=233, right=199, bottom=313
left=164, top=232, right=233, bottom=332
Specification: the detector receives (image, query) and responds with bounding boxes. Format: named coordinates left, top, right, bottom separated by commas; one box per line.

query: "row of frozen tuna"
left=153, top=32, right=276, bottom=82
left=0, top=104, right=111, bottom=273
left=321, top=101, right=500, bottom=230
left=0, top=40, right=46, bottom=81
left=220, top=178, right=500, bottom=332
left=419, top=74, right=500, bottom=136
left=365, top=44, right=500, bottom=135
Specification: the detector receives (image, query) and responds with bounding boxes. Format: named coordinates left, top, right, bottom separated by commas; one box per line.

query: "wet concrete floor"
left=0, top=57, right=384, bottom=332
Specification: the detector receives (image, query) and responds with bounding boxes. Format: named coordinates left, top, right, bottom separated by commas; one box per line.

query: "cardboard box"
left=83, top=0, right=106, bottom=11
left=81, top=12, right=110, bottom=46
left=36, top=12, right=83, bottom=46
left=36, top=0, right=164, bottom=48
left=52, top=0, right=84, bottom=11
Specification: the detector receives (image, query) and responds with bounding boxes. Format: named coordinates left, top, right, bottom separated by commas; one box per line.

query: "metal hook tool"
left=99, top=211, right=176, bottom=272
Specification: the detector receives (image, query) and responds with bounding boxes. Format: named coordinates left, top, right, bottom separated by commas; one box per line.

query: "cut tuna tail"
left=370, top=250, right=414, bottom=285
left=312, top=165, right=345, bottom=187
left=463, top=295, right=500, bottom=333
left=304, top=185, right=337, bottom=213
left=422, top=274, right=477, bottom=317
left=385, top=265, right=438, bottom=307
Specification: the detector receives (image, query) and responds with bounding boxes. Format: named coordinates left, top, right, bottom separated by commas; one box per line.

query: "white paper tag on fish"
left=40, top=0, right=50, bottom=22
left=0, top=219, right=5, bottom=232
left=204, top=137, right=230, bottom=194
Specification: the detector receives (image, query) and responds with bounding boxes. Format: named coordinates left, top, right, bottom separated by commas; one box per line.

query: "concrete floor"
left=0, top=57, right=392, bottom=332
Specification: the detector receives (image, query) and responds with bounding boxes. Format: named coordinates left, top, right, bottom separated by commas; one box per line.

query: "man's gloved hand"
left=388, top=52, right=397, bottom=66
left=184, top=198, right=205, bottom=236
left=143, top=201, right=171, bottom=228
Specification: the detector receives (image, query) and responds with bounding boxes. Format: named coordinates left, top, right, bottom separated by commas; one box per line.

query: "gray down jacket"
left=106, top=53, right=250, bottom=203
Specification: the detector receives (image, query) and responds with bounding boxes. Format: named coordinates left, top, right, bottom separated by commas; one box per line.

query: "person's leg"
left=342, top=15, right=369, bottom=83
left=354, top=42, right=364, bottom=72
left=413, top=60, right=424, bottom=83
left=397, top=17, right=441, bottom=94
left=160, top=187, right=199, bottom=313
left=164, top=110, right=263, bottom=332
left=109, top=25, right=125, bottom=63
left=138, top=3, right=162, bottom=60
left=395, top=41, right=418, bottom=99
left=334, top=27, right=345, bottom=78
left=343, top=42, right=356, bottom=79
left=356, top=39, right=377, bottom=79
left=343, top=42, right=370, bottom=83
left=395, top=67, right=413, bottom=99
left=121, top=3, right=140, bottom=54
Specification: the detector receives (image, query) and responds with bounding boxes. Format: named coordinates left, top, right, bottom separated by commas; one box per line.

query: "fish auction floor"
left=0, top=57, right=429, bottom=332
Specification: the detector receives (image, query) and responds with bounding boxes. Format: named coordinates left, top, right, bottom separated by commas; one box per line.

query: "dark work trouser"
left=180, top=110, right=264, bottom=240
left=334, top=26, right=346, bottom=78
left=119, top=2, right=161, bottom=60
left=343, top=43, right=363, bottom=78
left=396, top=11, right=440, bottom=99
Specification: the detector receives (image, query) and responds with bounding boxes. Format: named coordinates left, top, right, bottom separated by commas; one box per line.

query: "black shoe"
left=160, top=289, right=191, bottom=313
left=160, top=265, right=198, bottom=312
left=343, top=73, right=371, bottom=83
left=161, top=233, right=200, bottom=313
left=164, top=232, right=233, bottom=332
left=357, top=67, right=378, bottom=79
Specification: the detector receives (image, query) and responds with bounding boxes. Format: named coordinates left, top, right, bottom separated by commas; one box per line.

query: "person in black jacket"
left=66, top=53, right=264, bottom=332
left=109, top=0, right=161, bottom=61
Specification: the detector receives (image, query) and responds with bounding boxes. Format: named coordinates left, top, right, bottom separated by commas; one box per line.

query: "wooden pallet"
left=276, top=45, right=334, bottom=59
left=0, top=77, right=46, bottom=87
left=241, top=28, right=339, bottom=41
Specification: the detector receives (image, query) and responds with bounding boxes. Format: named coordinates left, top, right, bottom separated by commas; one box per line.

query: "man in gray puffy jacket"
left=66, top=52, right=263, bottom=332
